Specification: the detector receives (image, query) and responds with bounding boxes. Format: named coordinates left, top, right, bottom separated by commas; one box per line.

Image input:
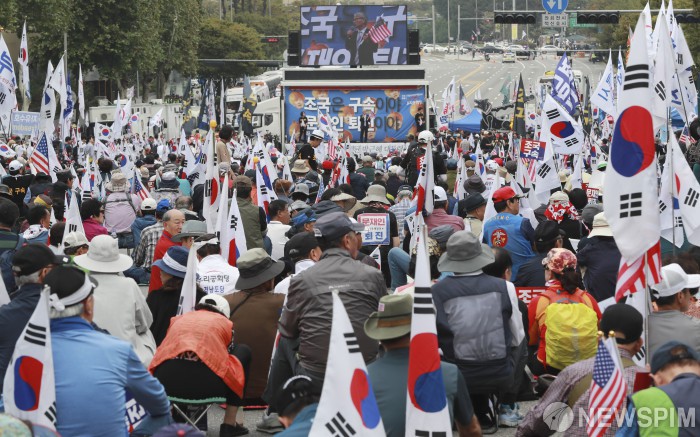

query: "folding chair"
left=168, top=396, right=225, bottom=430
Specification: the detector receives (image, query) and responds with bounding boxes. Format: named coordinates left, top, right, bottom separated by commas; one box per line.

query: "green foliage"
left=0, top=0, right=19, bottom=32
left=197, top=18, right=265, bottom=78
left=233, top=12, right=291, bottom=59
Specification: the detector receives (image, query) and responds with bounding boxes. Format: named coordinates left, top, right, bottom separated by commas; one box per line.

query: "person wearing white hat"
left=1, top=159, right=33, bottom=213
left=425, top=186, right=466, bottom=233
left=131, top=198, right=158, bottom=248
left=73, top=235, right=157, bottom=366
left=151, top=171, right=183, bottom=206
left=295, top=129, right=323, bottom=172
left=104, top=171, right=142, bottom=249
left=648, top=263, right=700, bottom=357
left=63, top=231, right=90, bottom=256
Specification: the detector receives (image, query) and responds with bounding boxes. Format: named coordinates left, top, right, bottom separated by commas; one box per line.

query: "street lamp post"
left=447, top=0, right=451, bottom=52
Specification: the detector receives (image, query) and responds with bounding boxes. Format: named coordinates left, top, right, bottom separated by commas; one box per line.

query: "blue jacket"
left=482, top=212, right=536, bottom=281
left=131, top=215, right=157, bottom=248
left=51, top=317, right=170, bottom=437
left=278, top=403, right=318, bottom=436
left=0, top=283, right=42, bottom=394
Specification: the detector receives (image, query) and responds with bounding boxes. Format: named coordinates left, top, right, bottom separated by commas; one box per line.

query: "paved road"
left=204, top=400, right=543, bottom=436
left=423, top=52, right=607, bottom=109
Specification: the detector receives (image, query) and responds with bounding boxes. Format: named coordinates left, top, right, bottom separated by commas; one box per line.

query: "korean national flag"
left=540, top=95, right=584, bottom=155
left=309, top=293, right=385, bottom=437
left=220, top=188, right=247, bottom=267
left=3, top=289, right=57, bottom=430
left=604, top=14, right=660, bottom=262
left=62, top=191, right=86, bottom=248
left=0, top=36, right=18, bottom=126
left=670, top=135, right=700, bottom=246
left=405, top=216, right=452, bottom=436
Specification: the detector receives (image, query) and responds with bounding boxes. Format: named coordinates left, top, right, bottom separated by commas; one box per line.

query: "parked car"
left=503, top=52, right=516, bottom=63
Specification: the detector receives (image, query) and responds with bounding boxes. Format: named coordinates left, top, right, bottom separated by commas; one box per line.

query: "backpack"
left=543, top=288, right=598, bottom=370
left=0, top=235, right=25, bottom=293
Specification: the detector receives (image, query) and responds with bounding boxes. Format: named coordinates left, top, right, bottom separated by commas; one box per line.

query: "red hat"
left=322, top=160, right=334, bottom=170
left=493, top=158, right=504, bottom=166
left=492, top=186, right=521, bottom=203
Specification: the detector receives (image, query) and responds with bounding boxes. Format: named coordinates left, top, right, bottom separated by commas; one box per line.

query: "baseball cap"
left=291, top=208, right=317, bottom=228
left=12, top=244, right=69, bottom=276
left=651, top=263, right=700, bottom=297
left=275, top=375, right=318, bottom=417
left=8, top=160, right=22, bottom=172
left=235, top=175, right=253, bottom=188
left=156, top=199, right=172, bottom=213
left=63, top=231, right=89, bottom=250
left=534, top=221, right=563, bottom=244
left=313, top=211, right=365, bottom=241
left=433, top=186, right=448, bottom=202
left=290, top=200, right=308, bottom=212
left=197, top=294, right=231, bottom=318
left=141, top=198, right=157, bottom=211
left=492, top=186, right=521, bottom=203
left=599, top=303, right=643, bottom=345
left=486, top=160, right=499, bottom=171
left=650, top=341, right=700, bottom=374
left=285, top=232, right=320, bottom=260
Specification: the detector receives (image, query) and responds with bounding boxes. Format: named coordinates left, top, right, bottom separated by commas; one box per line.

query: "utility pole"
left=457, top=4, right=460, bottom=59
left=512, top=0, right=516, bottom=42
left=447, top=0, right=451, bottom=51
left=432, top=4, right=436, bottom=47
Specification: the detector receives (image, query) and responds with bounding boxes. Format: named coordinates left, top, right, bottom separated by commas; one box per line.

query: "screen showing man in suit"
left=300, top=5, right=408, bottom=67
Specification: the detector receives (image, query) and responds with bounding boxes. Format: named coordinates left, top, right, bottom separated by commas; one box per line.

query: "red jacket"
left=148, top=231, right=181, bottom=292
left=82, top=218, right=109, bottom=242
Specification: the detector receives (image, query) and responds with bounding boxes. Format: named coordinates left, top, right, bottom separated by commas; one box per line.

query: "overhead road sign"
left=542, top=0, right=568, bottom=15
left=543, top=13, right=569, bottom=27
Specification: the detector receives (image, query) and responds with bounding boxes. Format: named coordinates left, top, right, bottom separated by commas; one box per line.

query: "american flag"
left=680, top=126, right=696, bottom=145
left=614, top=241, right=662, bottom=301
left=368, top=16, right=392, bottom=44
left=131, top=175, right=151, bottom=201
left=586, top=336, right=627, bottom=437
left=327, top=137, right=339, bottom=161
left=315, top=177, right=325, bottom=204
left=31, top=133, right=50, bottom=175
left=521, top=158, right=537, bottom=183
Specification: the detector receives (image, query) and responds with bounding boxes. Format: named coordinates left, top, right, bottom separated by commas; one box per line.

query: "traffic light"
left=576, top=12, right=619, bottom=24
left=494, top=12, right=536, bottom=24
left=675, top=13, right=700, bottom=23
left=408, top=29, right=421, bottom=65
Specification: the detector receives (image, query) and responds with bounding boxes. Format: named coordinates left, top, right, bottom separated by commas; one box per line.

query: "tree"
left=197, top=18, right=264, bottom=78
left=152, top=0, right=202, bottom=99
left=0, top=0, right=20, bottom=32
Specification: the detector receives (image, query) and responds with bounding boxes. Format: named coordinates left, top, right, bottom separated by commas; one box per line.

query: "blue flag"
left=551, top=53, right=580, bottom=116
left=63, top=70, right=73, bottom=121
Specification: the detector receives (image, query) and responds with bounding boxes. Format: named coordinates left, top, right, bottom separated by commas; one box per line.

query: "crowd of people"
left=0, top=122, right=699, bottom=437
